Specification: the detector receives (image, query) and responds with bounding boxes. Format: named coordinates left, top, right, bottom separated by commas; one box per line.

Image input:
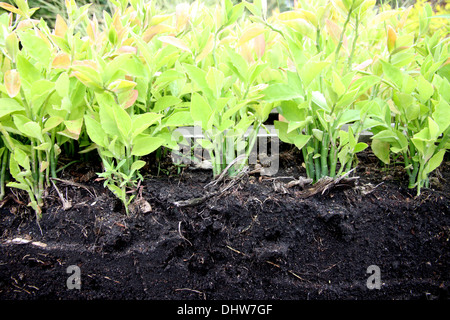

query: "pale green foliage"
left=0, top=0, right=448, bottom=220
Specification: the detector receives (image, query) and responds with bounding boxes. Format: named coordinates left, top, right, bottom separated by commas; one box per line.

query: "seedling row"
left=0, top=0, right=448, bottom=218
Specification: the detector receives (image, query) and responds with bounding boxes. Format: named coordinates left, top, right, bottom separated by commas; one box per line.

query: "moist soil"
left=0, top=146, right=449, bottom=300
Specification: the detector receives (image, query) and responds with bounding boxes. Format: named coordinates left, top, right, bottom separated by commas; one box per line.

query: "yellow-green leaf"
left=4, top=69, right=21, bottom=98
left=238, top=25, right=265, bottom=46
left=159, top=36, right=191, bottom=53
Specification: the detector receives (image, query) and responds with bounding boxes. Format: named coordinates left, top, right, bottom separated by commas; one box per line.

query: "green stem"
left=0, top=150, right=8, bottom=201
left=416, top=162, right=425, bottom=196
left=305, top=124, right=315, bottom=181
left=347, top=14, right=359, bottom=73
left=236, top=123, right=259, bottom=174
left=320, top=133, right=329, bottom=177
left=316, top=27, right=321, bottom=53
left=409, top=161, right=419, bottom=189
left=50, top=128, right=57, bottom=179
left=302, top=147, right=311, bottom=178
left=329, top=137, right=337, bottom=178
left=313, top=138, right=321, bottom=181
left=335, top=7, right=353, bottom=65
left=36, top=148, right=45, bottom=207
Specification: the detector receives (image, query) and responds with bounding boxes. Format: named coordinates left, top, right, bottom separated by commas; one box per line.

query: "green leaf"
left=55, top=72, right=70, bottom=98
left=331, top=71, right=346, bottom=96
left=18, top=31, right=51, bottom=67
left=112, top=104, right=132, bottom=141
left=423, top=149, right=446, bottom=176
left=154, top=70, right=185, bottom=89
left=131, top=135, right=165, bottom=156
left=337, top=109, right=360, bottom=127
left=274, top=120, right=294, bottom=144
left=432, top=98, right=450, bottom=134
left=262, top=83, right=303, bottom=103
left=84, top=115, right=107, bottom=148
left=427, top=117, right=439, bottom=140
left=206, top=67, right=225, bottom=99
left=371, top=129, right=399, bottom=143
left=97, top=94, right=120, bottom=137
left=225, top=1, right=245, bottom=26
left=311, top=91, right=329, bottom=112
left=13, top=115, right=44, bottom=142
left=108, top=79, right=137, bottom=94
left=130, top=160, right=146, bottom=173
left=13, top=148, right=30, bottom=171
left=380, top=60, right=403, bottom=88
left=416, top=75, right=434, bottom=102
left=312, top=128, right=323, bottom=141
left=153, top=95, right=182, bottom=113
left=0, top=98, right=25, bottom=118
left=281, top=18, right=315, bottom=39
left=33, top=142, right=51, bottom=151
left=299, top=60, right=330, bottom=88
left=43, top=116, right=64, bottom=132
left=225, top=47, right=249, bottom=82
left=5, top=32, right=19, bottom=62
left=30, top=80, right=55, bottom=114
left=190, top=92, right=212, bottom=129
left=16, top=53, right=41, bottom=86
left=183, top=64, right=214, bottom=99
left=164, top=111, right=193, bottom=126
left=7, top=181, right=31, bottom=192
left=131, top=112, right=163, bottom=138
left=354, top=142, right=368, bottom=153
left=293, top=134, right=311, bottom=150
left=197, top=138, right=213, bottom=150
left=249, top=63, right=268, bottom=85
left=371, top=139, right=390, bottom=164
left=406, top=102, right=420, bottom=122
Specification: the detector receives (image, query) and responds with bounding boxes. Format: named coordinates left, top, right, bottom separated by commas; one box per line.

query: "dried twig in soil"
left=51, top=180, right=72, bottom=210
left=297, top=169, right=359, bottom=198
left=225, top=245, right=310, bottom=283
left=174, top=288, right=206, bottom=299
left=50, top=178, right=96, bottom=198
left=178, top=221, right=192, bottom=246
left=204, top=154, right=247, bottom=189
left=173, top=167, right=247, bottom=208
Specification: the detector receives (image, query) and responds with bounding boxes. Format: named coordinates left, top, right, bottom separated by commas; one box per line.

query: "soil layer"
left=0, top=148, right=449, bottom=300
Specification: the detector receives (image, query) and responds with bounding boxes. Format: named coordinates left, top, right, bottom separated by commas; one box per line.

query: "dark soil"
left=0, top=146, right=449, bottom=300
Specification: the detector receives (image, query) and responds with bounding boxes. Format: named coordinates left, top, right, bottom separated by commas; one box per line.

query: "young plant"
left=184, top=61, right=272, bottom=178
left=260, top=0, right=379, bottom=182
left=84, top=91, right=169, bottom=215
left=0, top=1, right=85, bottom=217
left=79, top=1, right=189, bottom=214
left=368, top=34, right=449, bottom=195
left=181, top=0, right=274, bottom=178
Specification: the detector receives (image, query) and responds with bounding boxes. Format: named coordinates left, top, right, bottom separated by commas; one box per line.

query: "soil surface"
left=0, top=146, right=449, bottom=300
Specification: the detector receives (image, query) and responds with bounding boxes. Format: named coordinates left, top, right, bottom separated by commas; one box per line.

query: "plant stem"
left=329, top=137, right=337, bottom=178
left=316, top=27, right=321, bottom=53
left=236, top=123, right=259, bottom=174
left=48, top=128, right=58, bottom=183
left=320, top=132, right=329, bottom=177
left=0, top=150, right=7, bottom=201
left=37, top=148, right=45, bottom=207
left=302, top=147, right=311, bottom=178
left=347, top=13, right=359, bottom=73
left=313, top=138, right=321, bottom=181
left=335, top=7, right=353, bottom=65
